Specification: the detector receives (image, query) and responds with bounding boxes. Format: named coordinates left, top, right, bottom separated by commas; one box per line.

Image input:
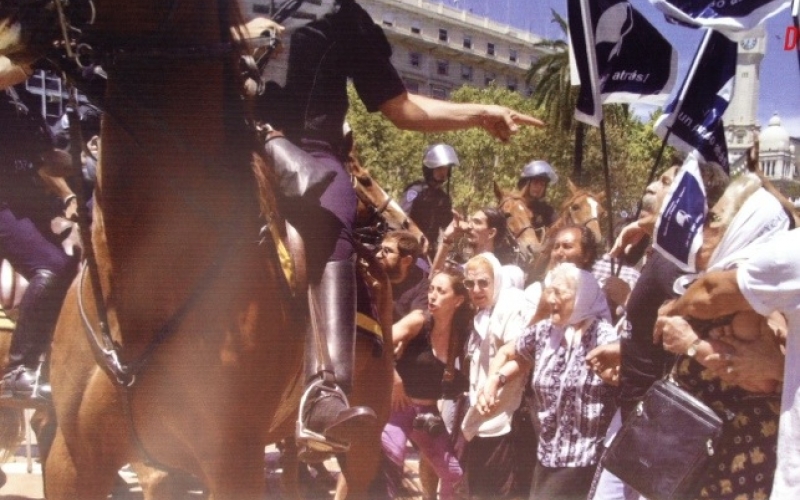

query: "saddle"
left=261, top=218, right=386, bottom=357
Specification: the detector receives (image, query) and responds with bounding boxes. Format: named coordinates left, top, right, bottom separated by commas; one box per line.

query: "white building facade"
left=238, top=0, right=547, bottom=99
left=722, top=27, right=798, bottom=185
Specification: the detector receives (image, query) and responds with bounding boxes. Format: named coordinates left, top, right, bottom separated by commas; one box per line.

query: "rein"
left=56, top=0, right=261, bottom=471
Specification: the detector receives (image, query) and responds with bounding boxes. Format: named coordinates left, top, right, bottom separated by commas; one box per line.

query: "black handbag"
left=601, top=376, right=723, bottom=500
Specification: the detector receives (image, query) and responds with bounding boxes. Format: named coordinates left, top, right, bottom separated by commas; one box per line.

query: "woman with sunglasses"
left=381, top=266, right=472, bottom=500
left=479, top=263, right=619, bottom=500
left=459, top=252, right=531, bottom=498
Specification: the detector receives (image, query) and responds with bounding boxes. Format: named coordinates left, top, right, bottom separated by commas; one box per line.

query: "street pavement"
left=1, top=444, right=424, bottom=499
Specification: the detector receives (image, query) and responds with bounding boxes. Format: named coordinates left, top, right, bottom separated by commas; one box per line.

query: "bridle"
left=498, top=196, right=538, bottom=241
left=561, top=192, right=602, bottom=229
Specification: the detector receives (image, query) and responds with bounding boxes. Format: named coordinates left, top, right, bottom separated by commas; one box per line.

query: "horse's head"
left=494, top=181, right=541, bottom=265
left=347, top=153, right=428, bottom=254
left=559, top=179, right=605, bottom=246
left=0, top=0, right=94, bottom=65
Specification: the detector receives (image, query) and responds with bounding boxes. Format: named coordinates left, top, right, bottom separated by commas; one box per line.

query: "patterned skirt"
left=675, top=357, right=780, bottom=500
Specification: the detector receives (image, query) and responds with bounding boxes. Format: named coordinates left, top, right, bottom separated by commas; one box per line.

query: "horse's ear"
left=567, top=178, right=579, bottom=195
left=594, top=190, right=606, bottom=204
left=493, top=181, right=505, bottom=202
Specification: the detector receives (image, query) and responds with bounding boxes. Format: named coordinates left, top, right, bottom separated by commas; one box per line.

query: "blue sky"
left=441, top=0, right=800, bottom=136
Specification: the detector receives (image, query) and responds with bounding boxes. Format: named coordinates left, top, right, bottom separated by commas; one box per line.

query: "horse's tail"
left=0, top=406, right=25, bottom=461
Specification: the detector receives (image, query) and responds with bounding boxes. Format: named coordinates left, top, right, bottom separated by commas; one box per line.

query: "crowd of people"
left=1, top=1, right=799, bottom=499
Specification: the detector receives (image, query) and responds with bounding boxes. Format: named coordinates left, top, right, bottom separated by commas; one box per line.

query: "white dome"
left=759, top=113, right=791, bottom=151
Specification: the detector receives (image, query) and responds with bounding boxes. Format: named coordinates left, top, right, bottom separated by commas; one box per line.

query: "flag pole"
left=634, top=29, right=713, bottom=219
left=599, top=119, right=615, bottom=252
left=793, top=0, right=800, bottom=71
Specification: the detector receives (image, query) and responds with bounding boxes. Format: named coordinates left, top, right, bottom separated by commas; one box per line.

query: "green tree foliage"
left=346, top=85, right=672, bottom=243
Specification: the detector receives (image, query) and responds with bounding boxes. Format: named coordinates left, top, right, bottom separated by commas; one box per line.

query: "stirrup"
left=296, top=379, right=351, bottom=461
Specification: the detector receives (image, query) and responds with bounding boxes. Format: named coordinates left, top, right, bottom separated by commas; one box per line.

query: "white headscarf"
left=470, top=252, right=504, bottom=339
left=548, top=263, right=611, bottom=326
left=707, top=187, right=790, bottom=272
left=539, top=263, right=610, bottom=381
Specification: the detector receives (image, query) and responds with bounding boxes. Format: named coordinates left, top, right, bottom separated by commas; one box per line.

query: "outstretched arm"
left=379, top=92, right=544, bottom=142
left=0, top=56, right=32, bottom=90
left=659, top=269, right=752, bottom=320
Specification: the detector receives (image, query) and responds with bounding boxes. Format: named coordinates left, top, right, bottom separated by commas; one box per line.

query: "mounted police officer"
left=0, top=57, right=78, bottom=407
left=516, top=160, right=558, bottom=232
left=401, top=143, right=458, bottom=259
left=246, top=0, right=543, bottom=460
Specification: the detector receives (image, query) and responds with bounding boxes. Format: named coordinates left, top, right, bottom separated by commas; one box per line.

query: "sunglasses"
left=464, top=278, right=490, bottom=289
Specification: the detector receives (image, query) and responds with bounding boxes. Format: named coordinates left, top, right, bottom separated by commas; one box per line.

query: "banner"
left=569, top=0, right=678, bottom=126
left=649, top=0, right=791, bottom=38
left=653, top=154, right=707, bottom=272
left=654, top=30, right=736, bottom=172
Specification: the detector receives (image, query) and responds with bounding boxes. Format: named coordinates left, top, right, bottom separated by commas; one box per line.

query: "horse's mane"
left=216, top=1, right=280, bottom=221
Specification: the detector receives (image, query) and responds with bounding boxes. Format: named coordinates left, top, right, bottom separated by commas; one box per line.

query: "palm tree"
left=526, top=10, right=585, bottom=180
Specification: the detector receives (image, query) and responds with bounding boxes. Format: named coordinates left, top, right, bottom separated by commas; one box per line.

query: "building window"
left=405, top=80, right=420, bottom=93
left=463, top=36, right=472, bottom=50
left=507, top=76, right=518, bottom=92
left=485, top=72, right=496, bottom=85
left=461, top=64, right=473, bottom=81
left=509, top=49, right=518, bottom=62
left=252, top=4, right=272, bottom=15
left=410, top=52, right=422, bottom=68
left=439, top=29, right=448, bottom=42
left=436, top=60, right=449, bottom=76
left=487, top=43, right=495, bottom=56
left=411, top=21, right=421, bottom=34
left=382, top=14, right=394, bottom=27
left=431, top=85, right=449, bottom=100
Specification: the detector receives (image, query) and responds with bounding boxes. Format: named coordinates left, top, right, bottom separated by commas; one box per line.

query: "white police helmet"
left=520, top=160, right=558, bottom=184
left=422, top=144, right=459, bottom=170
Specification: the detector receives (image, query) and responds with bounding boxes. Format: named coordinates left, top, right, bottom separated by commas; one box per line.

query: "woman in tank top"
left=381, top=266, right=472, bottom=500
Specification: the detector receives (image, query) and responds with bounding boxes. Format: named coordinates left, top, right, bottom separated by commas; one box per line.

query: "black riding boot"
left=296, top=259, right=377, bottom=461
left=1, top=269, right=66, bottom=407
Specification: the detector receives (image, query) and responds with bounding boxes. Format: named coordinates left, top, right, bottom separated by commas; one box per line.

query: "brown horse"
left=347, top=145, right=428, bottom=253
left=493, top=181, right=544, bottom=267
left=527, top=180, right=606, bottom=281
left=0, top=1, right=391, bottom=499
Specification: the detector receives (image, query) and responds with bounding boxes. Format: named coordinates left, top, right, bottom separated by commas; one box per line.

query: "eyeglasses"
left=464, top=278, right=490, bottom=289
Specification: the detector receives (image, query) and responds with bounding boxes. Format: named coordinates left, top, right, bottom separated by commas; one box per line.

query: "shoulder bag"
left=601, top=373, right=723, bottom=500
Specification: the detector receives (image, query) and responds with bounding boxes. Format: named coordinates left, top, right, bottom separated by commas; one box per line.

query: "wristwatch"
left=686, top=338, right=702, bottom=358
left=495, top=372, right=507, bottom=387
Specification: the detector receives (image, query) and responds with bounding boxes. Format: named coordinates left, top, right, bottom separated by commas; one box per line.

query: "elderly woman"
left=655, top=173, right=791, bottom=500
left=381, top=266, right=471, bottom=500
left=458, top=252, right=530, bottom=498
left=480, top=263, right=618, bottom=500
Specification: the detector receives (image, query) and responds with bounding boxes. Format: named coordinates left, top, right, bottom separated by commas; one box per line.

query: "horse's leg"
left=133, top=462, right=203, bottom=500
left=336, top=343, right=392, bottom=500
left=201, top=440, right=265, bottom=500
left=45, top=424, right=123, bottom=500
left=29, top=407, right=57, bottom=497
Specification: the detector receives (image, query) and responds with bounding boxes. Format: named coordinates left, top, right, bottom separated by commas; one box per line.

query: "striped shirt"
left=516, top=318, right=619, bottom=467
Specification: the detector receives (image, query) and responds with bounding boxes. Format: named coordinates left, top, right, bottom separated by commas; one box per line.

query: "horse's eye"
left=571, top=204, right=580, bottom=211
